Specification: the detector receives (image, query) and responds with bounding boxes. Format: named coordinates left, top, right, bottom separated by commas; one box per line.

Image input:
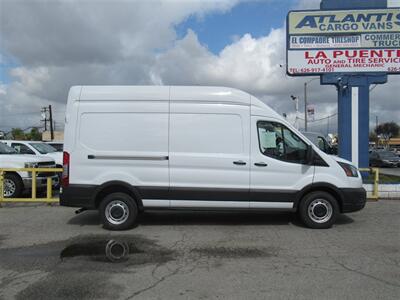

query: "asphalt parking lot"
left=0, top=201, right=399, bottom=300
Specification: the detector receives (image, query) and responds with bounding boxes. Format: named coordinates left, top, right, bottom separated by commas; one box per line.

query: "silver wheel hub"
left=4, top=179, right=16, bottom=197
left=105, top=200, right=129, bottom=225
left=308, top=198, right=333, bottom=224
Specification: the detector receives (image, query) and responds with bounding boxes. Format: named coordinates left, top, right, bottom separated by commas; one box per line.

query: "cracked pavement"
left=0, top=200, right=399, bottom=299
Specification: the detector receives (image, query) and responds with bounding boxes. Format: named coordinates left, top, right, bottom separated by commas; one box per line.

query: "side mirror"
left=306, top=145, right=314, bottom=165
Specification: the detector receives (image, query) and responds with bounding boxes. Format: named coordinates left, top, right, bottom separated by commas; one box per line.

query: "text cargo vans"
left=60, top=86, right=366, bottom=230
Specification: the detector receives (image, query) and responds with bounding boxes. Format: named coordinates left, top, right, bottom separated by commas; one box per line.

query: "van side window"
left=257, top=121, right=307, bottom=164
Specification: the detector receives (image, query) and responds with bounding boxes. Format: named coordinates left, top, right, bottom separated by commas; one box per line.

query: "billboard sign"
left=287, top=8, right=400, bottom=75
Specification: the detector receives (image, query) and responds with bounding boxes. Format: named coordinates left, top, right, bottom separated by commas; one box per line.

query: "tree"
left=10, top=127, right=42, bottom=140
left=11, top=128, right=26, bottom=140
left=375, top=122, right=400, bottom=145
left=369, top=131, right=378, bottom=146
left=27, top=128, right=42, bottom=141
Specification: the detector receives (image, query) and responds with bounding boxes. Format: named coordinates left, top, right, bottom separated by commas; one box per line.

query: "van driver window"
left=257, top=121, right=308, bottom=164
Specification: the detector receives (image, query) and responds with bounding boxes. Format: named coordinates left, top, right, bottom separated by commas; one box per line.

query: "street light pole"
left=303, top=78, right=319, bottom=132
left=304, top=82, right=307, bottom=131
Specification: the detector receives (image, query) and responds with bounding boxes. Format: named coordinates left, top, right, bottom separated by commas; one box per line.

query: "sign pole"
left=321, top=73, right=387, bottom=169
left=320, top=0, right=389, bottom=171
left=287, top=0, right=399, bottom=172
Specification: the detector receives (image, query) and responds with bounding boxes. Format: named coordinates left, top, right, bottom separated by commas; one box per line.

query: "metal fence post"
left=0, top=170, right=4, bottom=207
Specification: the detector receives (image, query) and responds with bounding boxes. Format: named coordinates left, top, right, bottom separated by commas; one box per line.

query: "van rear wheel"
left=99, top=193, right=138, bottom=230
left=299, top=191, right=339, bottom=229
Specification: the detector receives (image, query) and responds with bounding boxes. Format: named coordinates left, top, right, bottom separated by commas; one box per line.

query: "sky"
left=0, top=0, right=399, bottom=135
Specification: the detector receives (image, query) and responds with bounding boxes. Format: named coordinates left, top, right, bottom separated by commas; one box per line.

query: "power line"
left=296, top=113, right=337, bottom=122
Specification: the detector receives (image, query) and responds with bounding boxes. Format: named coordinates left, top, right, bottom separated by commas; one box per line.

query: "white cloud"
left=0, top=0, right=398, bottom=134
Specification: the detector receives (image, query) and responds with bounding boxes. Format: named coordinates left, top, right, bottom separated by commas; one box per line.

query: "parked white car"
left=0, top=142, right=58, bottom=198
left=3, top=140, right=62, bottom=167
left=61, top=86, right=366, bottom=230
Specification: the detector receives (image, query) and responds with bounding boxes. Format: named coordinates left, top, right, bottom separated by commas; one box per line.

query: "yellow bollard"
left=47, top=177, right=53, bottom=205
left=0, top=167, right=62, bottom=204
left=373, top=168, right=379, bottom=200
left=31, top=170, right=37, bottom=201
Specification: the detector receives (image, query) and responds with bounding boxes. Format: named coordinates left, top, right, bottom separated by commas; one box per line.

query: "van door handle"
left=233, top=160, right=247, bottom=165
left=254, top=162, right=268, bottom=167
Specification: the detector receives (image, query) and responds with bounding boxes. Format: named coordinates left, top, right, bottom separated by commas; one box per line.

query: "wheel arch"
left=294, top=183, right=345, bottom=213
left=94, top=181, right=143, bottom=210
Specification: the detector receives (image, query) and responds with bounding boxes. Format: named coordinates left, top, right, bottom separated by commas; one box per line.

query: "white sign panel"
left=287, top=8, right=400, bottom=75
left=288, top=49, right=400, bottom=75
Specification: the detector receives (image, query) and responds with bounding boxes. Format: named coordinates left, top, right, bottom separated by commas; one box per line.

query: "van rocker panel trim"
left=60, top=183, right=365, bottom=214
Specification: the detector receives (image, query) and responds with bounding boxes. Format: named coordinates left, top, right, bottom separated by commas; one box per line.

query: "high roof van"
left=60, top=86, right=366, bottom=230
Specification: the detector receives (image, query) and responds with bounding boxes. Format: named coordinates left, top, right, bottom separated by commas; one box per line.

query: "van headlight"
left=337, top=162, right=359, bottom=177
left=24, top=162, right=38, bottom=168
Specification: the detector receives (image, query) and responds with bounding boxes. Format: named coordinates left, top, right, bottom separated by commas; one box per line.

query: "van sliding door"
left=169, top=102, right=250, bottom=208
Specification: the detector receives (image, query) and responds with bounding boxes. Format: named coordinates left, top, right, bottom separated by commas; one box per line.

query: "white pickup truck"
left=2, top=140, right=62, bottom=167
left=0, top=142, right=58, bottom=198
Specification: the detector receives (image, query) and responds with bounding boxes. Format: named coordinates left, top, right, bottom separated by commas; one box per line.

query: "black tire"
left=298, top=191, right=339, bottom=229
left=99, top=192, right=138, bottom=230
left=3, top=173, right=23, bottom=198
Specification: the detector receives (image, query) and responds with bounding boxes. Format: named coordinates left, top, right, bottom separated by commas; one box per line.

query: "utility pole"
left=49, top=105, right=54, bottom=141
left=41, top=107, right=48, bottom=131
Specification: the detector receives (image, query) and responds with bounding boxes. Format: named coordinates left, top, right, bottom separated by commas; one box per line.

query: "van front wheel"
left=99, top=193, right=138, bottom=230
left=299, top=191, right=339, bottom=229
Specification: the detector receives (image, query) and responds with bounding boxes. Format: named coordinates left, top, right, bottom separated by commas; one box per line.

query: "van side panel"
left=71, top=98, right=169, bottom=190
left=63, top=86, right=82, bottom=155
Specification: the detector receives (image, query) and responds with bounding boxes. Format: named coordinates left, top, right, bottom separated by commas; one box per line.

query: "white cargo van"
left=60, top=86, right=366, bottom=230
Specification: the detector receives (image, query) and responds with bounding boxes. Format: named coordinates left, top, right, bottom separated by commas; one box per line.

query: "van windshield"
left=29, top=143, right=57, bottom=154
left=0, top=142, right=18, bottom=154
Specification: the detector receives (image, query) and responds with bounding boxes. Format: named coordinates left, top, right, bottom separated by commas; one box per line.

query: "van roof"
left=69, top=85, right=281, bottom=118
left=74, top=85, right=266, bottom=105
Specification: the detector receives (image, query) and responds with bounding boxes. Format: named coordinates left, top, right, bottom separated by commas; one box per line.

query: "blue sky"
left=175, top=0, right=295, bottom=54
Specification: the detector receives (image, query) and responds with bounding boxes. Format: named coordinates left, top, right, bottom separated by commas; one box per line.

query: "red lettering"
left=384, top=49, right=395, bottom=57
left=305, top=51, right=313, bottom=59
left=371, top=50, right=383, bottom=58
left=345, top=50, right=357, bottom=58
left=315, top=51, right=327, bottom=59
left=333, top=50, right=344, bottom=58
left=359, top=50, right=368, bottom=58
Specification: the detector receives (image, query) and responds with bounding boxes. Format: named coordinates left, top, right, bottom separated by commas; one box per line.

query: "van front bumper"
left=341, top=188, right=366, bottom=213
